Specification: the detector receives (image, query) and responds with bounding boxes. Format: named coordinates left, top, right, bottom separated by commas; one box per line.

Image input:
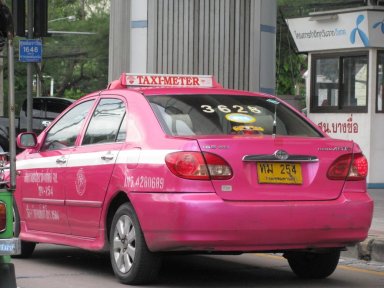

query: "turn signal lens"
left=165, top=152, right=233, bottom=180
left=327, top=153, right=368, bottom=181
left=0, top=201, right=6, bottom=232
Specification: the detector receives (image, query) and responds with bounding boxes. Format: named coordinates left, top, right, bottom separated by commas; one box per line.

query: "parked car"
left=13, top=74, right=373, bottom=285
left=0, top=97, right=74, bottom=151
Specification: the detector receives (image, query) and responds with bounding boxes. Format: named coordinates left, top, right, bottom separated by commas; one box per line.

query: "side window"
left=311, top=53, right=368, bottom=113
left=116, top=113, right=127, bottom=142
left=32, top=99, right=44, bottom=118
left=45, top=99, right=73, bottom=119
left=22, top=99, right=44, bottom=118
left=82, top=98, right=126, bottom=145
left=42, top=100, right=95, bottom=151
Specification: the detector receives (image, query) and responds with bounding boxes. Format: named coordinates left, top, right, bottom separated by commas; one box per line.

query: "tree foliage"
left=3, top=0, right=372, bottom=113
left=3, top=0, right=109, bottom=113
left=42, top=0, right=110, bottom=99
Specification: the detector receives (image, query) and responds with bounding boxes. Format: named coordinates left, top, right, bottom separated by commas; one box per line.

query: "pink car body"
left=13, top=74, right=373, bottom=284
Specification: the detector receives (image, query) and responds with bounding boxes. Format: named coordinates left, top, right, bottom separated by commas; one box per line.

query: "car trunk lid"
left=196, top=136, right=354, bottom=201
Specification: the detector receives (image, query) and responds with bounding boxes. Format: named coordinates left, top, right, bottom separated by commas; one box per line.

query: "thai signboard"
left=287, top=10, right=384, bottom=51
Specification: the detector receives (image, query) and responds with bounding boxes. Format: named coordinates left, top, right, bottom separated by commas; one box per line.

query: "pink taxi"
left=14, top=74, right=373, bottom=285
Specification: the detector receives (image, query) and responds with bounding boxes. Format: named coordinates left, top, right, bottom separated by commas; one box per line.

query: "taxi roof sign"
left=120, top=73, right=216, bottom=88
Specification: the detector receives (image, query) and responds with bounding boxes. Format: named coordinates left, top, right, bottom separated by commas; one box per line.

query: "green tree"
left=43, top=0, right=110, bottom=99
left=2, top=0, right=109, bottom=115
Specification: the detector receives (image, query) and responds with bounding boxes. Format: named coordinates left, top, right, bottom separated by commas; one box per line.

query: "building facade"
left=108, top=0, right=277, bottom=93
left=288, top=4, right=384, bottom=187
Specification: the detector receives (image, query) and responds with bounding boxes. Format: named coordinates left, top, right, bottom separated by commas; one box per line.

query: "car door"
left=64, top=97, right=126, bottom=237
left=17, top=99, right=95, bottom=234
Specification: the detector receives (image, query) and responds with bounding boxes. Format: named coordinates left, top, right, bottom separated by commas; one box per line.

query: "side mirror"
left=17, top=132, right=38, bottom=149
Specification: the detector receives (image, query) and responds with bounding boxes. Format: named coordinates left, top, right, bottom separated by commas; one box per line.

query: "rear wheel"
left=109, top=203, right=161, bottom=285
left=12, top=202, right=36, bottom=258
left=285, top=250, right=340, bottom=279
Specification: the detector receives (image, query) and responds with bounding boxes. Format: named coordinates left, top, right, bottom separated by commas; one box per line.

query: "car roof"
left=104, top=73, right=274, bottom=98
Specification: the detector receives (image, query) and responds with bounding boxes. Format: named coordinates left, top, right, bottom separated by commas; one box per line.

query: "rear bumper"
left=0, top=238, right=20, bottom=256
left=130, top=192, right=373, bottom=252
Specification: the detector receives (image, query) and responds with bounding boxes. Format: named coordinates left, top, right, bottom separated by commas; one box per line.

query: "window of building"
left=377, top=51, right=384, bottom=112
left=311, top=53, right=368, bottom=113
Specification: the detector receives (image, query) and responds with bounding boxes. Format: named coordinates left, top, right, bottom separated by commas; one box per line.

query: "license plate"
left=257, top=162, right=302, bottom=184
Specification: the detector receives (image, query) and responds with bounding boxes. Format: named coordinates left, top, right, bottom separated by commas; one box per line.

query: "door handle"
left=101, top=154, right=114, bottom=161
left=56, top=157, right=67, bottom=164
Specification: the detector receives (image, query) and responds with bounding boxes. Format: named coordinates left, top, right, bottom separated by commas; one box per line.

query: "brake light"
left=0, top=153, right=7, bottom=163
left=165, top=152, right=233, bottom=180
left=327, top=153, right=368, bottom=181
left=0, top=201, right=6, bottom=232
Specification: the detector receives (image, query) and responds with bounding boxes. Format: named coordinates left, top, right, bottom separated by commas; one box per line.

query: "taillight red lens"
left=327, top=153, right=368, bottom=181
left=348, top=154, right=368, bottom=180
left=0, top=201, right=6, bottom=232
left=165, top=152, right=233, bottom=180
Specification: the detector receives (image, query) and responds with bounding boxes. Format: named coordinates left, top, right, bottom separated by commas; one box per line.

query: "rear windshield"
left=147, top=94, right=322, bottom=137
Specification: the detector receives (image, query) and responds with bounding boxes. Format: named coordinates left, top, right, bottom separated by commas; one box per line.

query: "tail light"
left=0, top=153, right=7, bottom=163
left=327, top=153, right=368, bottom=181
left=165, top=151, right=233, bottom=180
left=0, top=201, right=6, bottom=232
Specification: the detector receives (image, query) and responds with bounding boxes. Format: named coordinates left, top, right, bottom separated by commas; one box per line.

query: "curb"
left=342, top=237, right=384, bottom=262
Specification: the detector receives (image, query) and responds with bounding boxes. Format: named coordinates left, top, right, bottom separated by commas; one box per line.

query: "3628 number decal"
left=201, top=105, right=261, bottom=114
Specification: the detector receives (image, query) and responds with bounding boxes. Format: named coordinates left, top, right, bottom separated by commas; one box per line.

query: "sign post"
left=0, top=2, right=20, bottom=288
left=19, top=39, right=42, bottom=62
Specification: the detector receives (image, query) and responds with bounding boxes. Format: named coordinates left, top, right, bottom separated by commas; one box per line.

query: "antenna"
left=266, top=98, right=280, bottom=137
left=272, top=103, right=277, bottom=137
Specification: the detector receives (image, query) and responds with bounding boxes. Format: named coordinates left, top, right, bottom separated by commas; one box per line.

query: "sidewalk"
left=342, top=189, right=384, bottom=262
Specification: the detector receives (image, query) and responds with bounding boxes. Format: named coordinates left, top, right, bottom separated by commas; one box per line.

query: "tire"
left=12, top=201, right=36, bottom=258
left=109, top=203, right=161, bottom=285
left=286, top=250, right=340, bottom=279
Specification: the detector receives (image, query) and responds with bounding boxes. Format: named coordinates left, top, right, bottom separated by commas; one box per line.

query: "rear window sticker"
left=225, top=113, right=256, bottom=124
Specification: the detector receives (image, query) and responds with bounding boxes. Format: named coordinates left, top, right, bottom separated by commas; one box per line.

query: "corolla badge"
left=274, top=150, right=289, bottom=160
left=318, top=146, right=351, bottom=152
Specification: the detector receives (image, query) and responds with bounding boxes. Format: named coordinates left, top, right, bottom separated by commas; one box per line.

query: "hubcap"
left=112, top=215, right=136, bottom=273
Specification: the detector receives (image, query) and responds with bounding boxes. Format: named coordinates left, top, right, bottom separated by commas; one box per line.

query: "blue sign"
left=350, top=15, right=369, bottom=47
left=19, top=39, right=43, bottom=62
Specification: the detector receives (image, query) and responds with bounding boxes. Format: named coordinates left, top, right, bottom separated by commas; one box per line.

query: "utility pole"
left=0, top=2, right=19, bottom=288
left=12, top=0, right=48, bottom=131
left=26, top=0, right=33, bottom=132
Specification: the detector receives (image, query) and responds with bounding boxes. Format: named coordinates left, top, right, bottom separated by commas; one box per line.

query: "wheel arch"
left=105, top=191, right=130, bottom=243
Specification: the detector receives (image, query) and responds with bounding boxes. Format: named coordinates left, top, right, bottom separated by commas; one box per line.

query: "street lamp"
left=48, top=16, right=76, bottom=23
left=34, top=74, right=54, bottom=97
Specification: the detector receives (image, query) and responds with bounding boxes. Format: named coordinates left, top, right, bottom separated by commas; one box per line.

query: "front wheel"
left=109, top=203, right=161, bottom=285
left=285, top=250, right=340, bottom=279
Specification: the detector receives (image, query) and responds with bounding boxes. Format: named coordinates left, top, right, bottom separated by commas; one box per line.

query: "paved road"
left=13, top=244, right=384, bottom=288
left=12, top=189, right=383, bottom=287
